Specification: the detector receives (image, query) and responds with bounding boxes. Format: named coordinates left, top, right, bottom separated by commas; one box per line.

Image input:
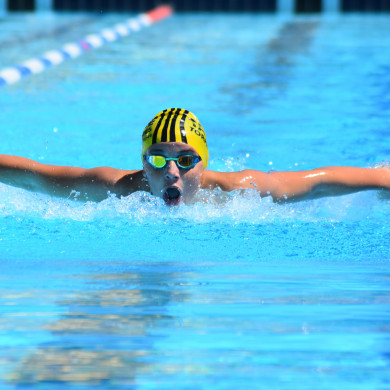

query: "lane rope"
left=0, top=5, right=173, bottom=87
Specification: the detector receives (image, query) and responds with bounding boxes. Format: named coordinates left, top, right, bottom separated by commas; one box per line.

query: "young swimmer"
left=0, top=108, right=389, bottom=205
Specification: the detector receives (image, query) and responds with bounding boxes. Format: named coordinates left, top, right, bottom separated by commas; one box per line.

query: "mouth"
left=163, top=187, right=182, bottom=206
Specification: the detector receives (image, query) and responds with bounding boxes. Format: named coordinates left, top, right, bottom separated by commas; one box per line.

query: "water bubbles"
left=0, top=177, right=388, bottom=227
left=69, top=190, right=81, bottom=199
left=217, top=154, right=250, bottom=172
left=372, top=159, right=390, bottom=168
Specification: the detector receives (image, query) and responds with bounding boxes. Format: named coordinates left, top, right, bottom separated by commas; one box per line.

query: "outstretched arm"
left=202, top=166, right=390, bottom=202
left=0, top=154, right=146, bottom=201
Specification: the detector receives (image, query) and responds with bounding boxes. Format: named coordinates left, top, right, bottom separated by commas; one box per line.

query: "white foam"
left=0, top=183, right=387, bottom=225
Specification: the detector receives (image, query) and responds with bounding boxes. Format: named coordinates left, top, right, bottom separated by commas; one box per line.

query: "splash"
left=0, top=182, right=387, bottom=225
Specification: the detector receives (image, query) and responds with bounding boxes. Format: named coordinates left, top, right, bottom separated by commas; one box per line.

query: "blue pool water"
left=0, top=11, right=390, bottom=389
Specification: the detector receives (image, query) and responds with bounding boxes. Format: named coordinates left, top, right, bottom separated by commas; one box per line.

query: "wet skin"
left=142, top=143, right=204, bottom=206
left=0, top=152, right=389, bottom=204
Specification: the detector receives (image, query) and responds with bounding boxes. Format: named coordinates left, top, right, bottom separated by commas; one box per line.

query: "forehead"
left=146, top=142, right=198, bottom=155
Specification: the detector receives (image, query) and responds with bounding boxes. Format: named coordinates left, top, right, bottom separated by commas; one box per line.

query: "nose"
left=164, top=160, right=180, bottom=182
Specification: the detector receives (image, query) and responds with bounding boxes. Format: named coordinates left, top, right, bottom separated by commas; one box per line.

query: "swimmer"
left=0, top=108, right=389, bottom=205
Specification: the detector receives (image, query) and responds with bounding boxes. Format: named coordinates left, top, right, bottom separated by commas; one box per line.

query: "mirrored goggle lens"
left=148, top=155, right=166, bottom=168
left=146, top=155, right=199, bottom=169
left=177, top=155, right=197, bottom=168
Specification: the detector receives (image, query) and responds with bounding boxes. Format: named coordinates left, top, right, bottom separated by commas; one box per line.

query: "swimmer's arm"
left=201, top=166, right=390, bottom=202
left=0, top=154, right=146, bottom=201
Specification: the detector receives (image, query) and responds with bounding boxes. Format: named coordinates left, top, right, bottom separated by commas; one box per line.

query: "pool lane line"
left=0, top=4, right=173, bottom=87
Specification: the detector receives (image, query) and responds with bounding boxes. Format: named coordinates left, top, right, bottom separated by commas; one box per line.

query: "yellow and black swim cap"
left=142, top=108, right=209, bottom=169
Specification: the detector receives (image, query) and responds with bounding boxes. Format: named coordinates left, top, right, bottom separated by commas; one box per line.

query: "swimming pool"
left=0, top=10, right=390, bottom=389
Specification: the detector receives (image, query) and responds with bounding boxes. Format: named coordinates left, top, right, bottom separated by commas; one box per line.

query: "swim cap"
left=142, top=108, right=209, bottom=169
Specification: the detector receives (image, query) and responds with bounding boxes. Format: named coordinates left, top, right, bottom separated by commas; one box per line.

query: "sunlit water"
left=0, top=12, right=389, bottom=390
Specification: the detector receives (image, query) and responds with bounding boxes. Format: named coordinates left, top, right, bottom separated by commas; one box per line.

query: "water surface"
left=0, top=12, right=389, bottom=389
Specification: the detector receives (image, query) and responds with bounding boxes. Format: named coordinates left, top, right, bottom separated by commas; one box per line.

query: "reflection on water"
left=4, top=267, right=184, bottom=386
left=1, top=263, right=390, bottom=387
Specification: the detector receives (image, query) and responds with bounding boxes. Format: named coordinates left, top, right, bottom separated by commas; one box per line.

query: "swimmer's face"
left=143, top=142, right=204, bottom=206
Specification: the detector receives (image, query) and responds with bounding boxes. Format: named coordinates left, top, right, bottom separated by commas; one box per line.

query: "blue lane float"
left=0, top=5, right=173, bottom=87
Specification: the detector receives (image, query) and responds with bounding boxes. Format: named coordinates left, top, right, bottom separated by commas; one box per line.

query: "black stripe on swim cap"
left=152, top=109, right=167, bottom=145
left=160, top=109, right=173, bottom=143
left=179, top=110, right=189, bottom=144
left=169, top=108, right=180, bottom=142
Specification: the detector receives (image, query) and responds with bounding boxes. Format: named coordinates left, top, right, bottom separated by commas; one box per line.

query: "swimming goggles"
left=144, top=154, right=201, bottom=169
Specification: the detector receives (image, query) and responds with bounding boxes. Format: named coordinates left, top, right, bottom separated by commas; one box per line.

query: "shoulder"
left=82, top=166, right=140, bottom=182
left=83, top=167, right=149, bottom=197
left=111, top=169, right=150, bottom=196
left=201, top=169, right=275, bottom=192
